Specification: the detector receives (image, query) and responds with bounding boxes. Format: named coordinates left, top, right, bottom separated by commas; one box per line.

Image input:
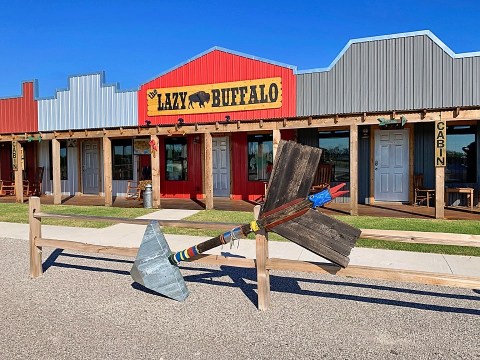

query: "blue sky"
left=1, top=0, right=479, bottom=98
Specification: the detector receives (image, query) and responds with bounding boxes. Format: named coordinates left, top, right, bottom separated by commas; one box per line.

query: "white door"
left=212, top=137, right=230, bottom=197
left=82, top=141, right=99, bottom=194
left=374, top=129, right=409, bottom=202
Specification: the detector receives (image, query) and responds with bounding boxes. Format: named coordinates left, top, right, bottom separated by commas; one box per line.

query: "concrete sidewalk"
left=1, top=209, right=480, bottom=277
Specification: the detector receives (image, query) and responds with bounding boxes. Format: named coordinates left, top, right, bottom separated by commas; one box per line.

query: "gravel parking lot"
left=1, top=237, right=479, bottom=360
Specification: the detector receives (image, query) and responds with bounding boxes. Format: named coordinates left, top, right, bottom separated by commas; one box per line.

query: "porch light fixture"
left=225, top=115, right=231, bottom=122
left=177, top=118, right=184, bottom=126
left=145, top=119, right=151, bottom=126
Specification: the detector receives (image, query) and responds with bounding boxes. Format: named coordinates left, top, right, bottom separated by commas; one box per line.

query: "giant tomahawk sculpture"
left=130, top=140, right=361, bottom=301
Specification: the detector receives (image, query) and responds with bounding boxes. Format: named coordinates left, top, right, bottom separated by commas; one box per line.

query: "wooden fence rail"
left=28, top=197, right=480, bottom=310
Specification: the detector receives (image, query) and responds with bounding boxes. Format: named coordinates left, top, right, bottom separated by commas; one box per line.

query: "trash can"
left=143, top=184, right=152, bottom=209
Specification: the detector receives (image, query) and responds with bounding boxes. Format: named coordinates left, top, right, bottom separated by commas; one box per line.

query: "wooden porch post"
left=102, top=136, right=112, bottom=206
left=272, top=129, right=281, bottom=160
left=254, top=205, right=270, bottom=310
left=435, top=168, right=445, bottom=219
left=349, top=124, right=359, bottom=215
left=435, top=119, right=445, bottom=219
left=52, top=138, right=61, bottom=205
left=204, top=132, right=213, bottom=210
left=14, top=141, right=23, bottom=203
left=150, top=134, right=161, bottom=208
left=29, top=196, right=43, bottom=278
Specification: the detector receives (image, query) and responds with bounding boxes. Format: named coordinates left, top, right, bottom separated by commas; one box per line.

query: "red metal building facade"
left=0, top=81, right=38, bottom=181
left=139, top=49, right=296, bottom=124
left=138, top=48, right=296, bottom=200
left=0, top=81, right=38, bottom=134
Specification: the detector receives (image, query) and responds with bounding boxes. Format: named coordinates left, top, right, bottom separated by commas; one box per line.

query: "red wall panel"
left=0, top=144, right=12, bottom=180
left=159, top=134, right=203, bottom=198
left=0, top=82, right=38, bottom=134
left=231, top=132, right=266, bottom=201
left=0, top=142, right=36, bottom=182
left=139, top=50, right=296, bottom=125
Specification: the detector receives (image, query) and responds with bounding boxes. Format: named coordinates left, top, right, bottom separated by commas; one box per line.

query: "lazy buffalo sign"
left=147, top=77, right=282, bottom=116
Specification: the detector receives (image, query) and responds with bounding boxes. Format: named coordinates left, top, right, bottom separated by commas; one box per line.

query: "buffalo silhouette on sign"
left=188, top=91, right=210, bottom=109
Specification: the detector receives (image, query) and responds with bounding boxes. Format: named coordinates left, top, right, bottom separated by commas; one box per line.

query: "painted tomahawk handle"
left=168, top=188, right=335, bottom=265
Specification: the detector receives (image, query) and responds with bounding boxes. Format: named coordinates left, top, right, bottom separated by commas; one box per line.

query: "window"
left=446, top=125, right=477, bottom=183
left=49, top=141, right=68, bottom=180
left=247, top=134, right=273, bottom=181
left=112, top=139, right=133, bottom=180
left=165, top=138, right=187, bottom=181
left=318, top=130, right=350, bottom=182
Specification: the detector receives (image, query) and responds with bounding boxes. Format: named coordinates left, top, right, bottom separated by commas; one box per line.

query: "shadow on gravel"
left=42, top=252, right=480, bottom=315
left=43, top=250, right=134, bottom=273
left=182, top=265, right=480, bottom=315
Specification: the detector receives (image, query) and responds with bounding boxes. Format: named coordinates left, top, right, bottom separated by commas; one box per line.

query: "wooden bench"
left=445, top=187, right=474, bottom=210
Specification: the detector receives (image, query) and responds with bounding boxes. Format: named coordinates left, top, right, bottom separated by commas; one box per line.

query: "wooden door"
left=82, top=141, right=99, bottom=194
left=374, top=129, right=409, bottom=202
left=212, top=137, right=230, bottom=197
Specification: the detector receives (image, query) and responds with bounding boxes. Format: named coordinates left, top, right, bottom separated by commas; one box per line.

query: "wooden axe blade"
left=270, top=209, right=361, bottom=268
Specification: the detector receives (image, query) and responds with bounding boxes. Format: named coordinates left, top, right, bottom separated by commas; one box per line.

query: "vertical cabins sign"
left=147, top=77, right=282, bottom=116
left=435, top=120, right=446, bottom=167
left=11, top=141, right=18, bottom=171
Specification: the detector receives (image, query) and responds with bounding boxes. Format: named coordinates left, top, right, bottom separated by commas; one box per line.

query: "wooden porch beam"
left=1, top=108, right=479, bottom=142
left=52, top=138, right=61, bottom=205
left=204, top=132, right=213, bottom=210
left=102, top=137, right=112, bottom=206
left=349, top=124, right=358, bottom=215
left=150, top=134, right=161, bottom=208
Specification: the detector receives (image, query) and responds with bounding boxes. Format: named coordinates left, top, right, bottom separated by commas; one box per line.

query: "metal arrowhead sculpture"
left=131, top=140, right=361, bottom=301
left=130, top=221, right=189, bottom=301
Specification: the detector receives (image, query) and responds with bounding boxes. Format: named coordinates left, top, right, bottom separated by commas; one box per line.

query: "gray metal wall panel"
left=386, top=39, right=396, bottom=110
left=474, top=58, right=480, bottom=103
left=327, top=65, right=335, bottom=114
left=463, top=57, right=473, bottom=105
left=442, top=51, right=453, bottom=107
left=360, top=43, right=369, bottom=110
left=351, top=44, right=361, bottom=112
left=453, top=59, right=463, bottom=105
left=335, top=56, right=344, bottom=113
left=423, top=36, right=433, bottom=107
left=432, top=42, right=443, bottom=108
left=377, top=40, right=387, bottom=111
left=343, top=50, right=352, bottom=113
left=297, top=34, right=480, bottom=116
left=404, top=37, right=415, bottom=109
left=413, top=36, right=424, bottom=109
left=368, top=41, right=377, bottom=110
left=296, top=75, right=304, bottom=115
left=38, top=73, right=138, bottom=131
left=310, top=73, right=318, bottom=115
left=394, top=37, right=405, bottom=110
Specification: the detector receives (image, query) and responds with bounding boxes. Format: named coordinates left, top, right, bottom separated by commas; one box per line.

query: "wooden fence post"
left=255, top=203, right=270, bottom=311
left=29, top=197, right=43, bottom=278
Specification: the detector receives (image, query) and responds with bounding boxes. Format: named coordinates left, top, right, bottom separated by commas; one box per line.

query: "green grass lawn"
left=0, top=204, right=479, bottom=256
left=0, top=203, right=156, bottom=228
